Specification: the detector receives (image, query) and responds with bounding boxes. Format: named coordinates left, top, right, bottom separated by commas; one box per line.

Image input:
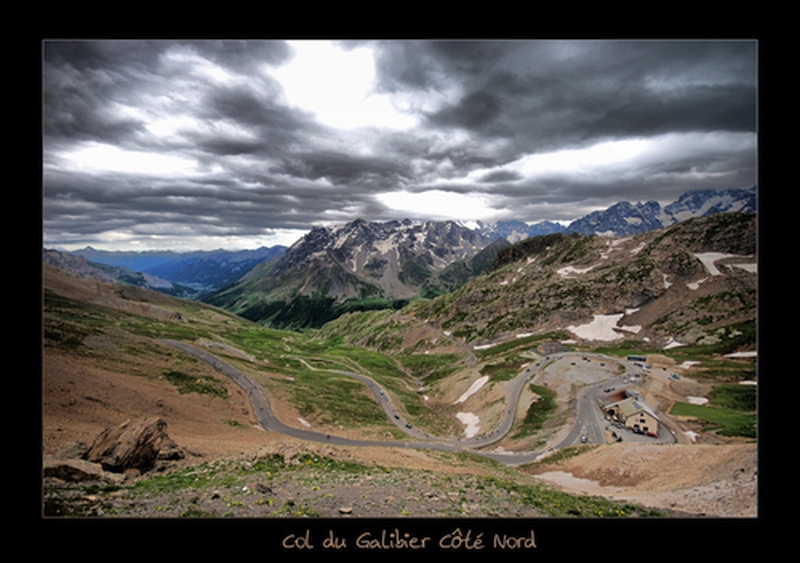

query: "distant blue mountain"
left=43, top=248, right=199, bottom=298
left=69, top=247, right=180, bottom=272
left=144, top=246, right=287, bottom=291
left=69, top=246, right=287, bottom=294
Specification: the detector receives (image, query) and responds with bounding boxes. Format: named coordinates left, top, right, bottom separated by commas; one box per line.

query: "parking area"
left=603, top=419, right=673, bottom=444
left=535, top=353, right=679, bottom=447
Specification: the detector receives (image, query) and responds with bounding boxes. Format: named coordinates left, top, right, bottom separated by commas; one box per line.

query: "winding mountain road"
left=160, top=340, right=472, bottom=455
left=158, top=339, right=669, bottom=466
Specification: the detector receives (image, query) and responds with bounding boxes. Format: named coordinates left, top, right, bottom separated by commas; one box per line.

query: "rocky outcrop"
left=85, top=417, right=185, bottom=473
left=43, top=456, right=116, bottom=483
left=45, top=418, right=186, bottom=483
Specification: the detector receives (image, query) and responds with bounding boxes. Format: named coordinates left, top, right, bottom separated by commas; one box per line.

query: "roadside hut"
left=603, top=393, right=660, bottom=437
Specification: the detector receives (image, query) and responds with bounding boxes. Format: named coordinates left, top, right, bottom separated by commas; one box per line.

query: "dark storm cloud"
left=43, top=39, right=757, bottom=251
left=479, top=145, right=758, bottom=224
left=203, top=84, right=303, bottom=132
left=365, top=39, right=757, bottom=228
left=189, top=86, right=316, bottom=156
left=274, top=150, right=413, bottom=189
left=43, top=39, right=336, bottom=246
left=43, top=164, right=360, bottom=239
left=44, top=40, right=295, bottom=146
left=190, top=40, right=293, bottom=71
left=373, top=39, right=755, bottom=160
left=44, top=42, right=173, bottom=147
left=373, top=40, right=508, bottom=93
left=479, top=170, right=524, bottom=184
left=428, top=90, right=507, bottom=132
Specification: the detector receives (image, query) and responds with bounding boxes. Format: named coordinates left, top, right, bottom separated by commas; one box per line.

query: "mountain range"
left=203, top=187, right=756, bottom=329
left=48, top=187, right=756, bottom=329
left=42, top=190, right=758, bottom=521
left=475, top=186, right=756, bottom=241
left=64, top=246, right=287, bottom=298
left=203, top=219, right=509, bottom=329
left=42, top=248, right=200, bottom=298
left=404, top=211, right=757, bottom=349
left=42, top=210, right=758, bottom=517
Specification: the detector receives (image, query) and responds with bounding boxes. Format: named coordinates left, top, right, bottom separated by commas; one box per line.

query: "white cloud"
left=53, top=228, right=307, bottom=253
left=375, top=189, right=503, bottom=222
left=271, top=41, right=417, bottom=131
left=506, top=132, right=755, bottom=185
left=57, top=142, right=197, bottom=177
left=512, top=138, right=653, bottom=179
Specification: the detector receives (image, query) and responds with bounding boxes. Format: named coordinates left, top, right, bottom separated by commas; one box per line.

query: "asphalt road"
left=158, top=339, right=672, bottom=467
left=159, top=340, right=468, bottom=455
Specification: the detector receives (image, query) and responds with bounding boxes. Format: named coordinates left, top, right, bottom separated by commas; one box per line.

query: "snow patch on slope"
left=456, top=412, right=481, bottom=438
left=557, top=265, right=597, bottom=278
left=695, top=252, right=736, bottom=276
left=454, top=376, right=489, bottom=404
left=567, top=314, right=626, bottom=341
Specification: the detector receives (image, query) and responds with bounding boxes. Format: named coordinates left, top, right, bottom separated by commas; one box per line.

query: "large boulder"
left=43, top=456, right=110, bottom=483
left=85, top=417, right=184, bottom=473
left=56, top=440, right=89, bottom=460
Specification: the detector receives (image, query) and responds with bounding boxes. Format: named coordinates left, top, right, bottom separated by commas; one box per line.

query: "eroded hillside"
left=406, top=213, right=756, bottom=348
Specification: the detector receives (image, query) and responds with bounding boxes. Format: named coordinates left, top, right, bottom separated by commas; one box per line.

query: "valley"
left=42, top=212, right=758, bottom=520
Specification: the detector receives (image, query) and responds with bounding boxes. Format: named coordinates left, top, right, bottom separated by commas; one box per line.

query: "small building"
left=603, top=391, right=660, bottom=437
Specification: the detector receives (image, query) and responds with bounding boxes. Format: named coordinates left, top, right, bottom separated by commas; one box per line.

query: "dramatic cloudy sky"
left=42, top=39, right=758, bottom=251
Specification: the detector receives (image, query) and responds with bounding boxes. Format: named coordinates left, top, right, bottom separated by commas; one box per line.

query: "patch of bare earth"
left=506, top=349, right=757, bottom=518
left=43, top=346, right=286, bottom=464
left=526, top=441, right=757, bottom=517
left=43, top=342, right=461, bottom=475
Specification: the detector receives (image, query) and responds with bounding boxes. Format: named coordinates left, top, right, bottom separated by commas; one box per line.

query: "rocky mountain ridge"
left=203, top=219, right=507, bottom=329
left=406, top=212, right=757, bottom=350
left=476, top=186, right=756, bottom=240
left=48, top=187, right=756, bottom=332
left=201, top=187, right=756, bottom=330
